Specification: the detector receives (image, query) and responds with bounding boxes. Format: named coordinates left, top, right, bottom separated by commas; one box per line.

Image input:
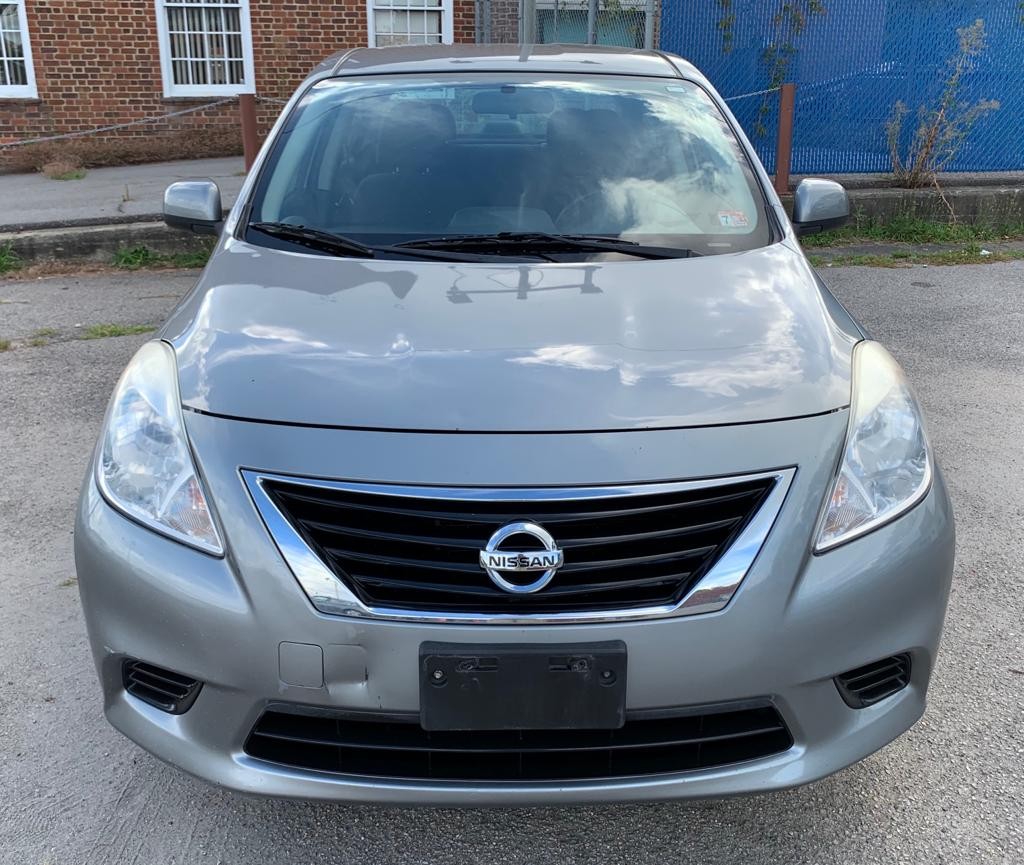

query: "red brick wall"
left=0, top=0, right=477, bottom=173
left=486, top=0, right=520, bottom=42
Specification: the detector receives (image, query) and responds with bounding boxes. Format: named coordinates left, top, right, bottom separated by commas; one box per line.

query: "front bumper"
left=74, top=411, right=955, bottom=804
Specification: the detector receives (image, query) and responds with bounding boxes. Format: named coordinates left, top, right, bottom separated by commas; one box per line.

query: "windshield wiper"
left=249, top=222, right=500, bottom=262
left=250, top=222, right=377, bottom=258
left=394, top=232, right=699, bottom=260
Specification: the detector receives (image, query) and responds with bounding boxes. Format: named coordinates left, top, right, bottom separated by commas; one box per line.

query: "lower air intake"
left=244, top=703, right=793, bottom=782
left=123, top=659, right=202, bottom=714
left=835, top=654, right=911, bottom=708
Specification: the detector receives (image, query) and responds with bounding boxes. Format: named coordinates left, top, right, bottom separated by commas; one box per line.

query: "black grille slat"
left=122, top=660, right=202, bottom=714
left=128, top=666, right=196, bottom=691
left=244, top=704, right=793, bottom=781
left=835, top=655, right=912, bottom=709
left=560, top=517, right=743, bottom=546
left=273, top=486, right=763, bottom=525
left=306, top=521, right=484, bottom=549
left=323, top=548, right=485, bottom=574
left=127, top=676, right=187, bottom=701
left=250, top=723, right=784, bottom=754
left=840, top=660, right=905, bottom=688
left=859, top=676, right=908, bottom=699
left=302, top=516, right=742, bottom=551
left=350, top=575, right=508, bottom=597
left=556, top=546, right=716, bottom=574
left=353, top=572, right=687, bottom=599
left=334, top=547, right=713, bottom=580
left=265, top=477, right=775, bottom=614
left=520, top=573, right=688, bottom=596
left=126, top=684, right=182, bottom=709
left=322, top=531, right=722, bottom=570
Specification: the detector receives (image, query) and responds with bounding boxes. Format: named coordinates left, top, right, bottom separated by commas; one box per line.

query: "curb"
left=4, top=184, right=1024, bottom=267
left=845, top=185, right=1024, bottom=224
left=789, top=171, right=1024, bottom=191
left=0, top=221, right=206, bottom=262
left=779, top=185, right=1024, bottom=224
left=0, top=208, right=232, bottom=234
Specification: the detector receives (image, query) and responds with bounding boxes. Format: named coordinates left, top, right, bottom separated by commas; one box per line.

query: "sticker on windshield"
left=718, top=210, right=750, bottom=228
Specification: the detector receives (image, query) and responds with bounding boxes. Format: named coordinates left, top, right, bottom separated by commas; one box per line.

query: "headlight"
left=96, top=340, right=223, bottom=555
left=815, top=340, right=932, bottom=552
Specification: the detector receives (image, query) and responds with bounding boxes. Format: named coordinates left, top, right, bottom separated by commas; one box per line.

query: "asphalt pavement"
left=0, top=262, right=1021, bottom=865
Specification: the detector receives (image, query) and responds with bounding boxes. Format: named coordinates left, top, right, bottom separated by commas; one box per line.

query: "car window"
left=249, top=73, right=772, bottom=257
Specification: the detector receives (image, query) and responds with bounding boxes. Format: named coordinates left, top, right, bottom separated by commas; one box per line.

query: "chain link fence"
left=659, top=0, right=1024, bottom=174
left=476, top=0, right=1022, bottom=175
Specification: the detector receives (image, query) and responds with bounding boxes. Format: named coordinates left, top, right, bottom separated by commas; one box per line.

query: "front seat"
left=543, top=108, right=633, bottom=229
left=351, top=102, right=456, bottom=233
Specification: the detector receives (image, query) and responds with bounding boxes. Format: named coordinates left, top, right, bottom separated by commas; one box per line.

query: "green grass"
left=18, top=329, right=60, bottom=348
left=49, top=168, right=87, bottom=181
left=167, top=249, right=214, bottom=268
left=0, top=242, right=20, bottom=275
left=58, top=577, right=77, bottom=588
left=809, top=245, right=1024, bottom=268
left=112, top=246, right=163, bottom=269
left=0, top=339, right=10, bottom=352
left=81, top=323, right=157, bottom=340
left=113, top=244, right=211, bottom=271
left=801, top=215, right=1024, bottom=248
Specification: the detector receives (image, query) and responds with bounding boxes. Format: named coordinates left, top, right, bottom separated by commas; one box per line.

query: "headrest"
left=371, top=101, right=456, bottom=170
left=545, top=108, right=630, bottom=173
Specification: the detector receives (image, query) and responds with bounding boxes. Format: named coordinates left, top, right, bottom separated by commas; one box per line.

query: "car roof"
left=311, top=43, right=700, bottom=80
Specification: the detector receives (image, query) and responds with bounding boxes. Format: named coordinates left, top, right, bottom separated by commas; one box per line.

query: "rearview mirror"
left=792, top=178, right=849, bottom=237
left=163, top=180, right=222, bottom=235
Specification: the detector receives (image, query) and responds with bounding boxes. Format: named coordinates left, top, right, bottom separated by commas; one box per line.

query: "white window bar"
left=368, top=0, right=453, bottom=48
left=156, top=0, right=255, bottom=97
left=0, top=0, right=37, bottom=98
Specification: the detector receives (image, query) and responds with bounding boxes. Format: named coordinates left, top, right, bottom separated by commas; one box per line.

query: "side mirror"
left=163, top=180, right=222, bottom=235
left=792, top=178, right=849, bottom=237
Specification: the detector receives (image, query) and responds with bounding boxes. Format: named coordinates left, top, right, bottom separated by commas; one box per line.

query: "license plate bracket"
left=419, top=641, right=627, bottom=731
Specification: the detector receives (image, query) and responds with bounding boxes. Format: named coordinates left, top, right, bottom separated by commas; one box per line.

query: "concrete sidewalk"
left=0, top=156, right=246, bottom=232
left=5, top=158, right=1024, bottom=234
left=3, top=154, right=1024, bottom=266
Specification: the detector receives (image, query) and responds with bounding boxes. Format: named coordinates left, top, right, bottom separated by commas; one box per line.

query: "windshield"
left=248, top=73, right=772, bottom=259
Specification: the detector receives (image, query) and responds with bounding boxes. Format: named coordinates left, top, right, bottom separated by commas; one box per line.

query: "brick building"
left=0, top=0, right=480, bottom=172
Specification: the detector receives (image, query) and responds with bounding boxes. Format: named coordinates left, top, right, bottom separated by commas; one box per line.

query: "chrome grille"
left=260, top=475, right=777, bottom=615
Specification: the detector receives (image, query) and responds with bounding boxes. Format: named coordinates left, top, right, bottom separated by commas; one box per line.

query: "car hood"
left=167, top=238, right=858, bottom=432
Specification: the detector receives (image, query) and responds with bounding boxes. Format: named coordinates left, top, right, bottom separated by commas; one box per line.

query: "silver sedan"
left=75, top=44, right=954, bottom=804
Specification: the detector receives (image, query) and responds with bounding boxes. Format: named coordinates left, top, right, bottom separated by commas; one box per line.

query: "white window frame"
left=0, top=0, right=38, bottom=99
left=155, top=0, right=255, bottom=98
left=366, top=0, right=454, bottom=48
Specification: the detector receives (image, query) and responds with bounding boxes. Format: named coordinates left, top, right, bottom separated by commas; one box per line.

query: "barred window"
left=0, top=0, right=36, bottom=98
left=156, top=0, right=254, bottom=97
left=368, top=0, right=453, bottom=48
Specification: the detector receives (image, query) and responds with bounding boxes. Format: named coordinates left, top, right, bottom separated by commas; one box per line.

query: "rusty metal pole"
left=774, top=83, right=795, bottom=196
left=240, top=93, right=259, bottom=173
left=586, top=0, right=598, bottom=44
